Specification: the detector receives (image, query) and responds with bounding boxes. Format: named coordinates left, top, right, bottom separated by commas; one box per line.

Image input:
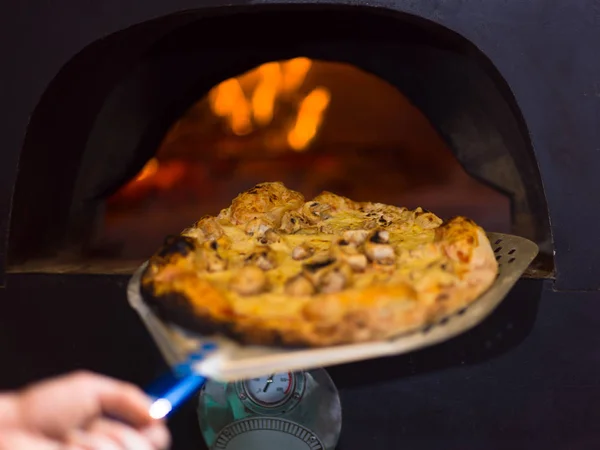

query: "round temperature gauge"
left=237, top=372, right=305, bottom=415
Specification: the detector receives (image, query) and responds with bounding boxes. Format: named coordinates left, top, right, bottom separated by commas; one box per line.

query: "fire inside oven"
left=96, top=58, right=510, bottom=260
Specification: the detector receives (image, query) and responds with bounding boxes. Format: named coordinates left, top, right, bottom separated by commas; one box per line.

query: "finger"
left=139, top=422, right=171, bottom=450
left=20, top=370, right=155, bottom=437
left=85, top=418, right=158, bottom=450
left=67, top=371, right=154, bottom=428
left=96, top=382, right=154, bottom=428
left=66, top=429, right=121, bottom=450
left=0, top=431, right=61, bottom=450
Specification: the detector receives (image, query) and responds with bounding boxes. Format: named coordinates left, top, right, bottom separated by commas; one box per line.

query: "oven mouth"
left=5, top=4, right=554, bottom=279
left=92, top=58, right=512, bottom=263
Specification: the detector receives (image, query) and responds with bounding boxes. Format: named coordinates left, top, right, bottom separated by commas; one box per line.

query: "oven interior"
left=7, top=5, right=553, bottom=278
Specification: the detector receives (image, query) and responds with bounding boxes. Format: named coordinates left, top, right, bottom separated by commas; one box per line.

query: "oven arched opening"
left=7, top=4, right=553, bottom=276
left=97, top=58, right=512, bottom=259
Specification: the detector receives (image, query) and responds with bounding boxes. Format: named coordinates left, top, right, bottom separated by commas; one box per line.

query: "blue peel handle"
left=145, top=369, right=207, bottom=419
left=144, top=346, right=215, bottom=420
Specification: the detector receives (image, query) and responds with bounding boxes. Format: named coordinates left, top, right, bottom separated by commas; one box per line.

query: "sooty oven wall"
left=2, top=2, right=600, bottom=450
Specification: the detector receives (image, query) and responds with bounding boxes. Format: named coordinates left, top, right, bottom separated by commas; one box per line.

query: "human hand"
left=0, top=371, right=170, bottom=450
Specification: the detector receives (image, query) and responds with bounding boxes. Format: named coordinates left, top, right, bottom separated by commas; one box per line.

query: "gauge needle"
left=263, top=374, right=275, bottom=392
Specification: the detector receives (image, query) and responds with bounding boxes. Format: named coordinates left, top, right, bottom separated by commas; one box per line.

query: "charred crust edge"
left=157, top=235, right=196, bottom=258
left=139, top=275, right=308, bottom=349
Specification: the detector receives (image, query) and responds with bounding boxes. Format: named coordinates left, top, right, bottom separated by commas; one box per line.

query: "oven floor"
left=0, top=276, right=599, bottom=449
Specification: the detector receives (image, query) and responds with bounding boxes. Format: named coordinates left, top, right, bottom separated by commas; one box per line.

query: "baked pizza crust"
left=141, top=182, right=498, bottom=347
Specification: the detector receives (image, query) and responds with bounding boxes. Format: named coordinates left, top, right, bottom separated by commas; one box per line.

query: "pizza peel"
left=128, top=232, right=538, bottom=382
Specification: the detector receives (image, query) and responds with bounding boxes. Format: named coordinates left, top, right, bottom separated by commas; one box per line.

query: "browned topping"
left=364, top=241, right=396, bottom=265
left=311, top=191, right=359, bottom=211
left=245, top=218, right=272, bottom=237
left=259, top=229, right=281, bottom=244
left=316, top=263, right=353, bottom=294
left=229, top=266, right=268, bottom=296
left=368, top=229, right=390, bottom=244
left=378, top=216, right=390, bottom=226
left=414, top=211, right=443, bottom=229
left=201, top=247, right=228, bottom=272
left=344, top=253, right=368, bottom=272
left=279, top=211, right=306, bottom=233
left=330, top=238, right=368, bottom=272
left=285, top=274, right=315, bottom=296
left=318, top=270, right=347, bottom=294
left=292, top=244, right=314, bottom=261
left=229, top=182, right=305, bottom=225
left=342, top=229, right=369, bottom=245
left=246, top=248, right=277, bottom=270
left=300, top=257, right=353, bottom=294
left=194, top=216, right=224, bottom=240
left=301, top=201, right=332, bottom=224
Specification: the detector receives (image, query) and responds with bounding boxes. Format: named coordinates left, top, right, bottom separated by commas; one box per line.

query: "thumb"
left=76, top=372, right=155, bottom=428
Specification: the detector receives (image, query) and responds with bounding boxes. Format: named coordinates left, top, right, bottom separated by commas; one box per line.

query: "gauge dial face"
left=244, top=372, right=294, bottom=406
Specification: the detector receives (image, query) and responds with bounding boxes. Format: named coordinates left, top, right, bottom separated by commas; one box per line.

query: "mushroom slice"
left=245, top=247, right=278, bottom=270
left=301, top=201, right=333, bottom=224
left=364, top=230, right=395, bottom=265
left=344, top=253, right=368, bottom=272
left=292, top=243, right=315, bottom=261
left=230, top=266, right=268, bottom=296
left=279, top=211, right=308, bottom=234
left=196, top=240, right=228, bottom=272
left=258, top=229, right=281, bottom=245
left=342, top=229, right=369, bottom=246
left=368, top=229, right=390, bottom=244
left=245, top=218, right=272, bottom=237
left=330, top=238, right=368, bottom=272
left=302, top=258, right=353, bottom=294
left=285, top=274, right=315, bottom=296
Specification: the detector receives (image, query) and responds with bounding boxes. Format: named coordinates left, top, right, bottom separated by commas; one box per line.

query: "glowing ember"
left=135, top=157, right=159, bottom=181
left=109, top=158, right=186, bottom=208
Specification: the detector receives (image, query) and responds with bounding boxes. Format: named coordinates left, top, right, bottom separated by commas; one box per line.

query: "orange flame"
left=287, top=87, right=331, bottom=151
left=281, top=57, right=312, bottom=93
left=207, top=57, right=329, bottom=150
left=252, top=62, right=282, bottom=126
left=209, top=78, right=253, bottom=136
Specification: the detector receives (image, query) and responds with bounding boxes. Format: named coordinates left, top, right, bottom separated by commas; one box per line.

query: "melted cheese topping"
left=149, top=182, right=491, bottom=325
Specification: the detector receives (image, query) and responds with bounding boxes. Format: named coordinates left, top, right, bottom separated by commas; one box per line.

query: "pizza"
left=140, top=182, right=498, bottom=347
